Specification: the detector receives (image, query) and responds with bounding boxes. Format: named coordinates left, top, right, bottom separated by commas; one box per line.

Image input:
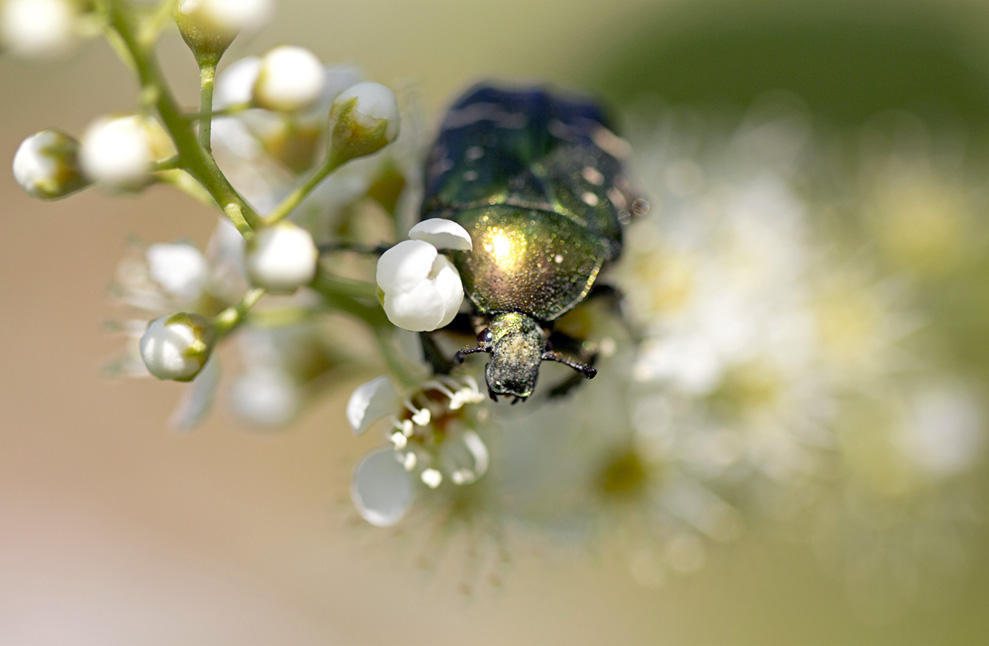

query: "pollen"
left=581, top=191, right=600, bottom=206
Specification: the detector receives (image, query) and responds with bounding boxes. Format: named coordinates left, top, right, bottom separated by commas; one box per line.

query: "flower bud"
left=328, top=82, right=400, bottom=162
left=244, top=222, right=318, bottom=294
left=139, top=313, right=216, bottom=382
left=252, top=46, right=325, bottom=112
left=79, top=115, right=172, bottom=190
left=173, top=0, right=272, bottom=64
left=12, top=129, right=89, bottom=200
left=376, top=239, right=464, bottom=332
left=0, top=0, right=78, bottom=59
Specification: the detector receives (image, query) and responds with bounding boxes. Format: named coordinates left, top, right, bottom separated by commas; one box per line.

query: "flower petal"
left=409, top=219, right=473, bottom=251
left=375, top=239, right=437, bottom=293
left=346, top=376, right=398, bottom=435
left=351, top=447, right=415, bottom=527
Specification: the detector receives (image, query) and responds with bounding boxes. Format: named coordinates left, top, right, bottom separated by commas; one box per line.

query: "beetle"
left=420, top=83, right=644, bottom=402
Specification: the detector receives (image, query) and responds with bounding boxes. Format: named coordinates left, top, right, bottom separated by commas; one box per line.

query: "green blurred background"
left=1, top=0, right=986, bottom=643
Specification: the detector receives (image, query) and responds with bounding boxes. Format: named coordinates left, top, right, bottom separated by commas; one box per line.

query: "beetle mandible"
left=420, top=83, right=644, bottom=402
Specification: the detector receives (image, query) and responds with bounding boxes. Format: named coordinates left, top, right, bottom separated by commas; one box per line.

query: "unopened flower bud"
left=245, top=222, right=318, bottom=294
left=252, top=46, right=325, bottom=112
left=0, top=0, right=78, bottom=59
left=329, top=82, right=400, bottom=162
left=12, top=129, right=89, bottom=200
left=139, top=313, right=216, bottom=382
left=376, top=238, right=464, bottom=332
left=79, top=115, right=172, bottom=190
left=173, top=0, right=272, bottom=64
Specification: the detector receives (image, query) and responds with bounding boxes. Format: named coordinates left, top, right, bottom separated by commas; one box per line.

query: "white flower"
left=351, top=447, right=416, bottom=527
left=253, top=46, right=325, bottom=112
left=329, top=81, right=400, bottom=161
left=376, top=239, right=463, bottom=332
left=229, top=367, right=301, bottom=428
left=145, top=243, right=210, bottom=303
left=898, top=383, right=985, bottom=478
left=0, top=0, right=77, bottom=58
left=347, top=376, right=399, bottom=435
left=78, top=116, right=166, bottom=189
left=244, top=222, right=318, bottom=294
left=12, top=129, right=89, bottom=200
left=139, top=313, right=215, bottom=382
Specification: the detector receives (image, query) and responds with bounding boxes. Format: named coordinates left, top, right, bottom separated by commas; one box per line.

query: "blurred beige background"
left=2, top=1, right=987, bottom=644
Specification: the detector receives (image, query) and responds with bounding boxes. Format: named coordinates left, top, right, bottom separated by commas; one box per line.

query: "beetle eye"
left=477, top=329, right=493, bottom=346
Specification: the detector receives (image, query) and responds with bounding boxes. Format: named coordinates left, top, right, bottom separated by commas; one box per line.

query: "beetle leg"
left=418, top=312, right=479, bottom=375
left=541, top=332, right=599, bottom=399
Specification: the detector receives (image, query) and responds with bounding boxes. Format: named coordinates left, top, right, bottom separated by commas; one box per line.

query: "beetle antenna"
left=541, top=352, right=597, bottom=379
left=455, top=346, right=490, bottom=363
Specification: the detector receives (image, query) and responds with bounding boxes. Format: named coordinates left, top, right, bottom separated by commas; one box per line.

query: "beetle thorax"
left=484, top=312, right=545, bottom=401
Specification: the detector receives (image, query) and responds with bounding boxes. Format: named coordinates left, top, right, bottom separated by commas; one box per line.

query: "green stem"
left=198, top=63, right=216, bottom=151
left=308, top=265, right=421, bottom=387
left=104, top=1, right=263, bottom=236
left=213, top=287, right=266, bottom=336
left=186, top=102, right=251, bottom=122
left=265, top=152, right=345, bottom=225
left=373, top=327, right=422, bottom=389
left=157, top=169, right=215, bottom=205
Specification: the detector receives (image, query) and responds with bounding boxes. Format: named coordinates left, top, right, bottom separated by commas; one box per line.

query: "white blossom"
left=376, top=239, right=463, bottom=332
left=230, top=367, right=302, bottom=428
left=12, top=129, right=89, bottom=200
left=253, top=46, right=325, bottom=112
left=139, top=313, right=215, bottom=382
left=244, top=222, right=318, bottom=294
left=145, top=243, right=210, bottom=304
left=0, top=0, right=77, bottom=58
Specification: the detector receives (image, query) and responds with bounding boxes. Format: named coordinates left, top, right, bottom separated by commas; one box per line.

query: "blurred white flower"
left=145, top=243, right=211, bottom=304
left=12, top=129, right=89, bottom=200
left=376, top=223, right=468, bottom=332
left=230, top=367, right=302, bottom=428
left=139, top=313, right=215, bottom=382
left=253, top=46, right=325, bottom=112
left=79, top=115, right=171, bottom=189
left=329, top=81, right=400, bottom=161
left=0, top=0, right=78, bottom=58
left=244, top=222, right=318, bottom=294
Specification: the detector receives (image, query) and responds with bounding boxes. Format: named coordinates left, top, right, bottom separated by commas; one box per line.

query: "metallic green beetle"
left=421, top=84, right=642, bottom=402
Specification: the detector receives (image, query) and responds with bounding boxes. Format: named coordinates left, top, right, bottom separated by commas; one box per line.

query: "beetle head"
left=454, top=312, right=598, bottom=402
left=455, top=312, right=543, bottom=402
